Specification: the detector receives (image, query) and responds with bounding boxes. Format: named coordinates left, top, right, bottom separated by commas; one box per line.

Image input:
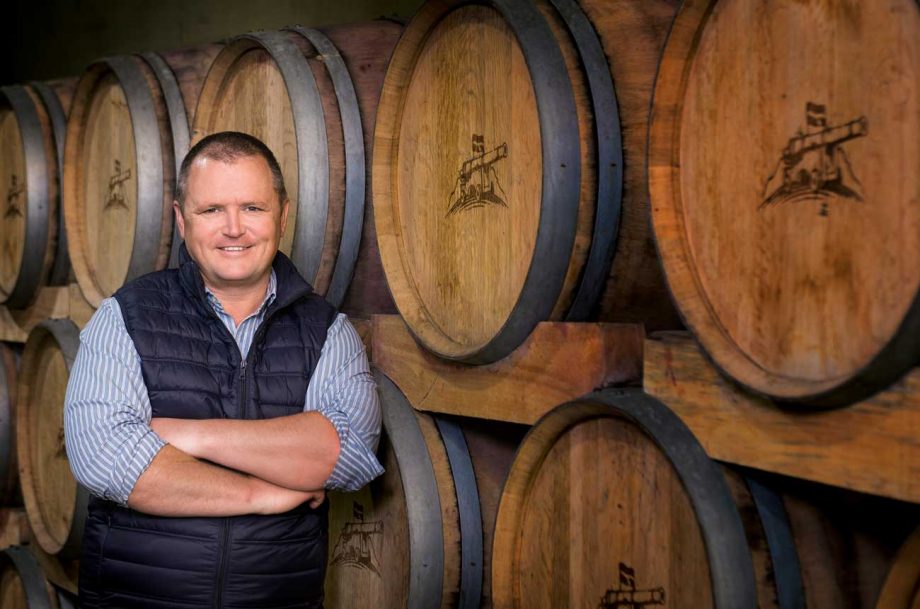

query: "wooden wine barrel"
left=648, top=0, right=920, bottom=406
left=0, top=343, right=20, bottom=505
left=324, top=371, right=482, bottom=609
left=877, top=526, right=920, bottom=608
left=192, top=21, right=401, bottom=314
left=491, top=390, right=835, bottom=609
left=16, top=321, right=87, bottom=559
left=0, top=546, right=77, bottom=609
left=0, top=79, right=74, bottom=309
left=373, top=0, right=680, bottom=364
left=64, top=45, right=221, bottom=308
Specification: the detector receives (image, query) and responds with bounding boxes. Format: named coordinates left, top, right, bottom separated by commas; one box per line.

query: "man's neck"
left=204, top=276, right=271, bottom=326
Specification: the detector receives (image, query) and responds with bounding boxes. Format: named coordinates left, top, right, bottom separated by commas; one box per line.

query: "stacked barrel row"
left=359, top=0, right=920, bottom=607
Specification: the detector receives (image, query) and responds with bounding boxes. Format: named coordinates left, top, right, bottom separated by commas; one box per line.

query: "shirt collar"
left=205, top=270, right=278, bottom=316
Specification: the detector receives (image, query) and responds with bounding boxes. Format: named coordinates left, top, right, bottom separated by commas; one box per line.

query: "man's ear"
left=174, top=201, right=185, bottom=239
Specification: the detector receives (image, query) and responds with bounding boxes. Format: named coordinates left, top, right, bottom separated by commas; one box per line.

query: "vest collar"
left=176, top=243, right=316, bottom=315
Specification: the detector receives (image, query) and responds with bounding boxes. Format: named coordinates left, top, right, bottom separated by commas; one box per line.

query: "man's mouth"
left=218, top=246, right=250, bottom=252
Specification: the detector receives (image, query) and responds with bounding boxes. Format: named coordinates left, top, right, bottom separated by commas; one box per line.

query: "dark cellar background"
left=0, top=0, right=424, bottom=86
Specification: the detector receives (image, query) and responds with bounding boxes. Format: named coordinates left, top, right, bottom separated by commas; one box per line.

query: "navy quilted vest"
left=78, top=249, right=337, bottom=609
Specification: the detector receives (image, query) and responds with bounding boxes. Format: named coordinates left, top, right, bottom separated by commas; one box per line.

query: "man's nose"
left=222, top=207, right=244, bottom=237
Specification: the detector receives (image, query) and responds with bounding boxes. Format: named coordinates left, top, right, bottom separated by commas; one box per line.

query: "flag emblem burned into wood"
left=598, top=562, right=666, bottom=609
left=446, top=134, right=509, bottom=217
left=104, top=159, right=132, bottom=212
left=760, top=102, right=868, bottom=216
left=5, top=175, right=23, bottom=218
left=330, top=501, right=384, bottom=577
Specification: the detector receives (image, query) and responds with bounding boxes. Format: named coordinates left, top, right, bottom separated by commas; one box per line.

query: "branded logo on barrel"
left=760, top=102, right=868, bottom=217
left=598, top=562, right=665, bottom=609
left=446, top=134, right=509, bottom=217
left=330, top=501, right=384, bottom=577
left=5, top=174, right=23, bottom=218
left=105, top=159, right=132, bottom=211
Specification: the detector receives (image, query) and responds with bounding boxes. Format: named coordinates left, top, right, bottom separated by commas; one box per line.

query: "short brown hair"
left=175, top=131, right=287, bottom=208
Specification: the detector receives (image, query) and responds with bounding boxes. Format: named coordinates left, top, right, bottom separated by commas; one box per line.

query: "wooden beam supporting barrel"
left=63, top=45, right=221, bottom=308
left=373, top=0, right=681, bottom=364
left=192, top=21, right=401, bottom=315
left=648, top=0, right=920, bottom=406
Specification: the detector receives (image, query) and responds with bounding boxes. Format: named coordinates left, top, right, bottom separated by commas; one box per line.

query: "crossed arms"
left=64, top=299, right=383, bottom=518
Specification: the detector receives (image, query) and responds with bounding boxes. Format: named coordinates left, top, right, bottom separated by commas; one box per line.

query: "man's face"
left=175, top=155, right=289, bottom=292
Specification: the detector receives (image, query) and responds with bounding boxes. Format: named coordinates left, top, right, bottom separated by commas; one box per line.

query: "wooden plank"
left=643, top=332, right=920, bottom=503
left=0, top=508, right=30, bottom=550
left=0, top=286, right=70, bottom=342
left=371, top=315, right=643, bottom=425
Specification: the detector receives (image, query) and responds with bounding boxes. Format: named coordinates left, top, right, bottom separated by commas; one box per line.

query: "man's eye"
left=245, top=205, right=263, bottom=212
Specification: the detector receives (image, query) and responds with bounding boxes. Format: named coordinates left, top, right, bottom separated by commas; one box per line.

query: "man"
left=64, top=131, right=383, bottom=608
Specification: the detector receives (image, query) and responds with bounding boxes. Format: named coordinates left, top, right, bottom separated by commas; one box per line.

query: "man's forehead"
left=189, top=154, right=269, bottom=172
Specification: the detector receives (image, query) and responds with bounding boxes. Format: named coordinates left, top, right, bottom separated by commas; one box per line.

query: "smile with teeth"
left=219, top=246, right=250, bottom=252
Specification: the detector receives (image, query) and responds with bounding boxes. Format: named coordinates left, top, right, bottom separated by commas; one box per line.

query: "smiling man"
left=64, top=131, right=383, bottom=609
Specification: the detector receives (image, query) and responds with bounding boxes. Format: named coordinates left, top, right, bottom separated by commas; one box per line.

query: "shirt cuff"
left=320, top=407, right=384, bottom=492
left=112, top=429, right=168, bottom=506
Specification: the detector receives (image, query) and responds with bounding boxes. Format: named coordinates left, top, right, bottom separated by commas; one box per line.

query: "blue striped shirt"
left=63, top=271, right=384, bottom=506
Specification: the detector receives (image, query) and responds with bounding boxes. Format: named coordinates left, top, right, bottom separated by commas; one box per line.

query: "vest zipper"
left=215, top=518, right=230, bottom=608
left=239, top=359, right=248, bottom=419
left=216, top=306, right=281, bottom=608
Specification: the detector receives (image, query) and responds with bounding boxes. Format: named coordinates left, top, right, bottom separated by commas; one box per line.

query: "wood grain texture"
left=373, top=0, right=678, bottom=363
left=16, top=323, right=78, bottom=557
left=491, top=400, right=713, bottom=609
left=878, top=526, right=920, bottom=609
left=725, top=467, right=918, bottom=609
left=158, top=45, right=223, bottom=122
left=0, top=510, right=29, bottom=551
left=82, top=72, right=138, bottom=296
left=459, top=418, right=528, bottom=609
left=0, top=99, right=28, bottom=297
left=65, top=47, right=216, bottom=307
left=0, top=287, right=70, bottom=342
left=325, top=386, right=466, bottom=608
left=326, top=432, right=410, bottom=609
left=325, top=21, right=401, bottom=319
left=64, top=57, right=169, bottom=306
left=371, top=315, right=643, bottom=424
left=0, top=84, right=65, bottom=309
left=766, top=469, right=919, bottom=609
left=578, top=0, right=682, bottom=331
left=376, top=2, right=542, bottom=359
left=66, top=282, right=94, bottom=331
left=649, top=0, right=920, bottom=404
left=0, top=344, right=19, bottom=505
left=643, top=332, right=920, bottom=503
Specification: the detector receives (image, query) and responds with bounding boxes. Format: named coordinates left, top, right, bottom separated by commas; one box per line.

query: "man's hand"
left=250, top=478, right=326, bottom=514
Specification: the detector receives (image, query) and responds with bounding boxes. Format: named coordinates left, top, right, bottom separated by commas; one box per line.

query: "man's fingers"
left=307, top=490, right=326, bottom=509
